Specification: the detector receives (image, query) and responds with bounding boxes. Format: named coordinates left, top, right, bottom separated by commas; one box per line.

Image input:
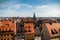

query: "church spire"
left=33, top=12, right=36, bottom=21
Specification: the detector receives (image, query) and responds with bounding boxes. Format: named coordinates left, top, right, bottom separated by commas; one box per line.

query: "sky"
left=0, top=0, right=60, bottom=17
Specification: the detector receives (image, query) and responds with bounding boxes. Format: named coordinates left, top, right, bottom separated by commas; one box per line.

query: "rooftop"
left=46, top=23, right=60, bottom=38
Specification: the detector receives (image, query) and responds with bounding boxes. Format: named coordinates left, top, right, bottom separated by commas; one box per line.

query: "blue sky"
left=0, top=0, right=60, bottom=17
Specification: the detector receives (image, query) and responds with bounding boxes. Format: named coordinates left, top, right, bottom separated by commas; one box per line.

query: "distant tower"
left=33, top=12, right=36, bottom=21
left=33, top=12, right=36, bottom=24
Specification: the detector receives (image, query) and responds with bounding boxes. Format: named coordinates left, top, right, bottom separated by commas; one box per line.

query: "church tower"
left=33, top=12, right=36, bottom=21
left=33, top=12, right=36, bottom=24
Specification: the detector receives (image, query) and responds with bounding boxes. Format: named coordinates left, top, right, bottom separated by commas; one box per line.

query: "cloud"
left=22, top=4, right=33, bottom=8
left=0, top=2, right=60, bottom=17
left=34, top=4, right=60, bottom=17
left=0, top=3, right=34, bottom=17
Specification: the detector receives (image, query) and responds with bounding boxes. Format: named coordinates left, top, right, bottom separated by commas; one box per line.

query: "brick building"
left=16, top=19, right=24, bottom=40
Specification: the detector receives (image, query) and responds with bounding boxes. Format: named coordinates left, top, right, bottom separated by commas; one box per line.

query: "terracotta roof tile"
left=46, top=23, right=60, bottom=38
left=0, top=19, right=15, bottom=32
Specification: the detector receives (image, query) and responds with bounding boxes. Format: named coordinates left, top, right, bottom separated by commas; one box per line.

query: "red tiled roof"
left=0, top=19, right=15, bottom=32
left=46, top=23, right=60, bottom=38
left=24, top=23, right=34, bottom=34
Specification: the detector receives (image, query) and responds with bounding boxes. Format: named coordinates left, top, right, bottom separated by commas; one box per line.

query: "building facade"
left=16, top=21, right=24, bottom=40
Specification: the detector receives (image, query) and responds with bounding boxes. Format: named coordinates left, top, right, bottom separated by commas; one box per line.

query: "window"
left=6, top=24, right=9, bottom=26
left=54, top=29, right=58, bottom=33
left=49, top=22, right=52, bottom=25
left=6, top=24, right=9, bottom=25
left=21, top=29, right=23, bottom=33
left=28, top=30, right=31, bottom=32
left=25, top=30, right=27, bottom=32
left=19, top=23, right=24, bottom=27
left=28, top=26, right=31, bottom=28
left=11, top=34, right=13, bottom=36
left=51, top=29, right=58, bottom=34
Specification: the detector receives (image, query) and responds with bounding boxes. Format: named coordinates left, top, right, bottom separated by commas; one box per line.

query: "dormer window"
left=54, top=29, right=58, bottom=34
left=49, top=22, right=52, bottom=25
left=28, top=30, right=31, bottom=32
left=51, top=29, right=58, bottom=34
left=28, top=26, right=31, bottom=28
left=6, top=24, right=9, bottom=26
left=6, top=24, right=9, bottom=25
left=25, top=30, right=31, bottom=32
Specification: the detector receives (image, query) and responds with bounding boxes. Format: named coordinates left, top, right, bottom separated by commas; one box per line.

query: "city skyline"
left=0, top=0, right=60, bottom=17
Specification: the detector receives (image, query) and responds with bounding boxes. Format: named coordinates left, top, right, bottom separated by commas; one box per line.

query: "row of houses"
left=0, top=17, right=60, bottom=40
left=0, top=18, right=35, bottom=40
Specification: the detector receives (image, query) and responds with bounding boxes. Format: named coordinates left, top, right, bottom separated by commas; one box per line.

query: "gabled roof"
left=45, top=23, right=60, bottom=38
